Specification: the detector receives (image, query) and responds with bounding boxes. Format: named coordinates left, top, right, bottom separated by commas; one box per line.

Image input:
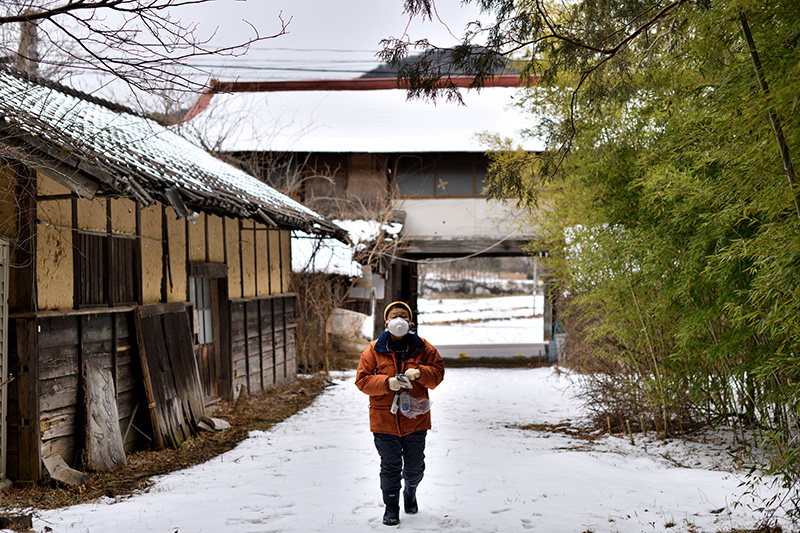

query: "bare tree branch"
left=0, top=2, right=291, bottom=103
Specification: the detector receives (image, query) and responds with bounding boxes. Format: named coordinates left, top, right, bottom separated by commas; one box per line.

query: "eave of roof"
left=0, top=66, right=347, bottom=242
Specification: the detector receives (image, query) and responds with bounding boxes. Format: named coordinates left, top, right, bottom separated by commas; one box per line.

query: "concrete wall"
left=394, top=198, right=532, bottom=238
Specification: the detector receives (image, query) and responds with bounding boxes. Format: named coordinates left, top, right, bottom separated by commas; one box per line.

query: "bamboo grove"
left=389, top=0, right=800, bottom=509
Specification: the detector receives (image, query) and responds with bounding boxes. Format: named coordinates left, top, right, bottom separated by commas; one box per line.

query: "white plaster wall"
left=393, top=198, right=531, bottom=238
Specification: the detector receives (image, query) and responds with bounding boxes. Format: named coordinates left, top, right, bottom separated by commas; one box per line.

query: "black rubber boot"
left=403, top=483, right=418, bottom=514
left=382, top=491, right=400, bottom=526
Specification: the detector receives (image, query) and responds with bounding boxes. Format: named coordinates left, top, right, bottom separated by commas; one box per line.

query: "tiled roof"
left=0, top=66, right=345, bottom=240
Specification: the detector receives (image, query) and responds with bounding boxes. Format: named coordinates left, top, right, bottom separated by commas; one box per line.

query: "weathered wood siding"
left=27, top=186, right=298, bottom=310
left=38, top=312, right=145, bottom=465
left=230, top=294, right=298, bottom=399
left=6, top=311, right=146, bottom=477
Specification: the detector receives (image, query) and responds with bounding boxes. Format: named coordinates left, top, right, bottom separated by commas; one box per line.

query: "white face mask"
left=386, top=317, right=410, bottom=337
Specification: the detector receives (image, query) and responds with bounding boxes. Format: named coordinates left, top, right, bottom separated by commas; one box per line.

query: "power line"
left=182, top=65, right=382, bottom=74
left=241, top=47, right=382, bottom=54
left=189, top=58, right=382, bottom=65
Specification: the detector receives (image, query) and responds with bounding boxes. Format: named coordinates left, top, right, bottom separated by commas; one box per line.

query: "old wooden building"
left=0, top=66, right=346, bottom=484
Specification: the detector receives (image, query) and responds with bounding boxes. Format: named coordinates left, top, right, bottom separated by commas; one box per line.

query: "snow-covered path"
left=33, top=367, right=785, bottom=533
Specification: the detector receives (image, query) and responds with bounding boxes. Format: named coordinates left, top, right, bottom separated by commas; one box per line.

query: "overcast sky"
left=171, top=0, right=488, bottom=82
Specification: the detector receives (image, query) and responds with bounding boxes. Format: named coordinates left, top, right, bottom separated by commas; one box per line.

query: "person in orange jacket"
left=355, top=301, right=445, bottom=526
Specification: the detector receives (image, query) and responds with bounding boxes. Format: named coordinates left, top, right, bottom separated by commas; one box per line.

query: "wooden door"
left=190, top=277, right=216, bottom=403
left=189, top=275, right=230, bottom=404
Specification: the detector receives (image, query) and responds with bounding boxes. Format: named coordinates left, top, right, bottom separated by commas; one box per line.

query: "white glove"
left=405, top=368, right=421, bottom=381
left=388, top=377, right=403, bottom=391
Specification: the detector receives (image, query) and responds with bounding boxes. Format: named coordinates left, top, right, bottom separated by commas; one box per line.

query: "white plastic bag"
left=400, top=394, right=432, bottom=419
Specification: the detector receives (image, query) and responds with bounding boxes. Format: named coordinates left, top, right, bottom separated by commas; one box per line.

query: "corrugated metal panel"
left=0, top=239, right=9, bottom=480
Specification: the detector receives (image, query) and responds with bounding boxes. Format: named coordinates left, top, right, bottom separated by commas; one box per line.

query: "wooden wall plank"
left=40, top=374, right=79, bottom=412
left=163, top=311, right=205, bottom=425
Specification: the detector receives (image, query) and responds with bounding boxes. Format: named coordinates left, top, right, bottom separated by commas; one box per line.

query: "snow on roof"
left=292, top=219, right=403, bottom=276
left=0, top=66, right=344, bottom=239
left=187, top=87, right=544, bottom=154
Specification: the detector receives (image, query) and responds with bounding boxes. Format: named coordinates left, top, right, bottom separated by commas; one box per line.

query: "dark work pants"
left=373, top=430, right=427, bottom=492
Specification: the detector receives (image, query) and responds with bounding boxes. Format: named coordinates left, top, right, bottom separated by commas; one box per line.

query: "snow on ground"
left=22, top=296, right=791, bottom=532
left=417, top=295, right=545, bottom=345
left=31, top=367, right=788, bottom=533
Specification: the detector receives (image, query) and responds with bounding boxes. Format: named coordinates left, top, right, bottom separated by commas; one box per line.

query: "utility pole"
left=15, top=17, right=39, bottom=75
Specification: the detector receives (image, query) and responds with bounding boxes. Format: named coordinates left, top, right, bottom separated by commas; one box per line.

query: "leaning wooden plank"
left=43, top=455, right=89, bottom=486
left=83, top=363, right=127, bottom=470
left=141, top=313, right=175, bottom=449
left=133, top=307, right=165, bottom=449
left=134, top=304, right=204, bottom=449
left=162, top=310, right=205, bottom=430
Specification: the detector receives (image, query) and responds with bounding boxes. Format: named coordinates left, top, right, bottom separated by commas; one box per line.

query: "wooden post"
left=106, top=200, right=114, bottom=307
left=257, top=299, right=264, bottom=391
left=271, top=298, right=278, bottom=385
left=161, top=205, right=168, bottom=302
left=266, top=230, right=272, bottom=295
left=238, top=219, right=244, bottom=299
left=14, top=163, right=37, bottom=314
left=243, top=303, right=251, bottom=394
left=13, top=163, right=41, bottom=482
left=135, top=202, right=143, bottom=305
left=16, top=318, right=41, bottom=482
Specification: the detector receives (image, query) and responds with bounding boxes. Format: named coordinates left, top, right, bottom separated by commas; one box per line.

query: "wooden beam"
left=135, top=203, right=143, bottom=305
left=189, top=262, right=227, bottom=279
left=176, top=75, right=533, bottom=125
left=32, top=162, right=99, bottom=200
left=211, top=75, right=527, bottom=93
left=16, top=318, right=41, bottom=482
left=401, top=237, right=542, bottom=258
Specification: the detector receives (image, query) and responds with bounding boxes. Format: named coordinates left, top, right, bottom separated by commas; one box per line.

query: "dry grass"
left=511, top=422, right=602, bottom=442
left=0, top=374, right=330, bottom=515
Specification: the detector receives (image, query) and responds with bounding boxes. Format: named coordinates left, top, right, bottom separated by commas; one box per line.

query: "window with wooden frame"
left=189, top=276, right=214, bottom=345
left=75, top=231, right=140, bottom=308
left=395, top=153, right=490, bottom=198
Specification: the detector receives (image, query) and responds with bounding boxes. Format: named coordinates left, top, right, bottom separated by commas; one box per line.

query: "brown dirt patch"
left=0, top=374, right=330, bottom=515
left=510, top=422, right=602, bottom=442
left=444, top=356, right=550, bottom=368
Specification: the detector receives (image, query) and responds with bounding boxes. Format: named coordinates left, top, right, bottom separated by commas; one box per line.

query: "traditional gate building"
left=181, top=77, right=548, bottom=336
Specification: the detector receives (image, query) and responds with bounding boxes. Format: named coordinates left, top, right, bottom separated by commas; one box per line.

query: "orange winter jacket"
left=355, top=330, right=445, bottom=436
